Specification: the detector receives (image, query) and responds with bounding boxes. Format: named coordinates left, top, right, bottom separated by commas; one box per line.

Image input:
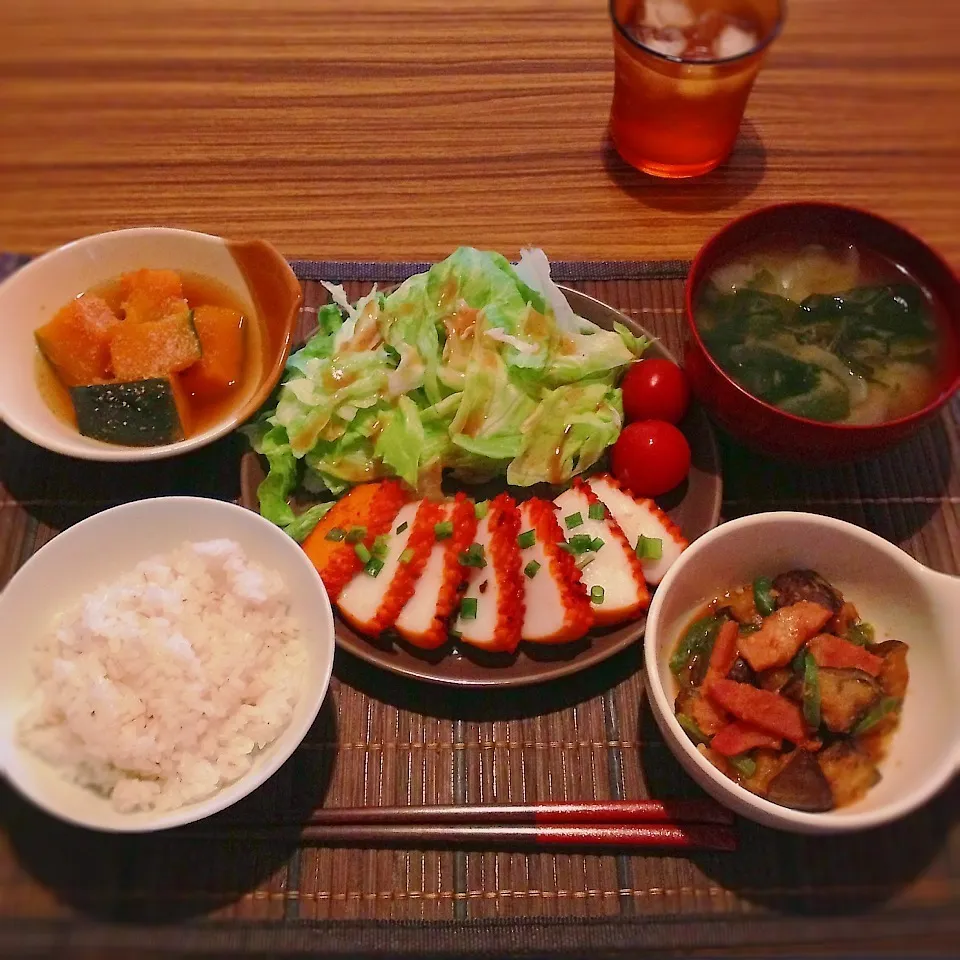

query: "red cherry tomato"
left=611, top=420, right=691, bottom=497
left=621, top=359, right=690, bottom=424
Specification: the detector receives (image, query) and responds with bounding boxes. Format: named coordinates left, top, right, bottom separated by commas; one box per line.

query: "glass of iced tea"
left=609, top=0, right=784, bottom=178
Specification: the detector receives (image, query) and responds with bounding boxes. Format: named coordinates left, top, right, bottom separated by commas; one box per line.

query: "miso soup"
left=694, top=239, right=950, bottom=425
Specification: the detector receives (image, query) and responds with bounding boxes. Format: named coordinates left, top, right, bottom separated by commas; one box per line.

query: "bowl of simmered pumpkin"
left=0, top=228, right=302, bottom=460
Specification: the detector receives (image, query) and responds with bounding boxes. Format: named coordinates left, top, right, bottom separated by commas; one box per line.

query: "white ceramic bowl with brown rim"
left=0, top=227, right=302, bottom=460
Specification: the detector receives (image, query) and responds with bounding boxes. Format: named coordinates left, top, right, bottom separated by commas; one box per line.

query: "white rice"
left=17, top=539, right=306, bottom=814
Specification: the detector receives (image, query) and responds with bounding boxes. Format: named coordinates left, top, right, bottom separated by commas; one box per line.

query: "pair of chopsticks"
left=190, top=800, right=737, bottom=851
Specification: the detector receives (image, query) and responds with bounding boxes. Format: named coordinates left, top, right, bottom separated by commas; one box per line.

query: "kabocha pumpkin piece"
left=35, top=295, right=121, bottom=386
left=69, top=377, right=191, bottom=446
left=179, top=305, right=245, bottom=399
left=108, top=307, right=202, bottom=380
left=301, top=480, right=408, bottom=601
left=120, top=268, right=185, bottom=324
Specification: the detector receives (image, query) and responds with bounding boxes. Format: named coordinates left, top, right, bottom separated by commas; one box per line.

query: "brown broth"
left=36, top=271, right=265, bottom=441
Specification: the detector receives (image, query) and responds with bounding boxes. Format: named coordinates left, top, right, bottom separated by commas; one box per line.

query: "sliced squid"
left=587, top=474, right=688, bottom=585
left=516, top=498, right=593, bottom=644
left=394, top=493, right=477, bottom=649
left=337, top=499, right=446, bottom=636
left=553, top=479, right=649, bottom=626
left=453, top=493, right=524, bottom=653
left=301, top=480, right=408, bottom=600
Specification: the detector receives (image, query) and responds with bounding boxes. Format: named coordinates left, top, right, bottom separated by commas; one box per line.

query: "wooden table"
left=1, top=0, right=959, bottom=266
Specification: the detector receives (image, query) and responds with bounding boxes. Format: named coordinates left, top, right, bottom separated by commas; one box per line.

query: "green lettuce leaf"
left=283, top=501, right=335, bottom=543
left=507, top=382, right=623, bottom=486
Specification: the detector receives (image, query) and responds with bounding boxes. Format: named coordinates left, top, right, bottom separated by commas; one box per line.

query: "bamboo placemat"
left=0, top=256, right=957, bottom=958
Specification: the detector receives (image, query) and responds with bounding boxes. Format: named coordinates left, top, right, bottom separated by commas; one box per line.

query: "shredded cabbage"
left=246, top=248, right=648, bottom=533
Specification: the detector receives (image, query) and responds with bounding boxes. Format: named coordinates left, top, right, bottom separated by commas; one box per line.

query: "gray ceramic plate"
left=241, top=286, right=722, bottom=687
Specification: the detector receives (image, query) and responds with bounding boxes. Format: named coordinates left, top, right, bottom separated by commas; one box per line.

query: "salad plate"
left=241, top=280, right=722, bottom=687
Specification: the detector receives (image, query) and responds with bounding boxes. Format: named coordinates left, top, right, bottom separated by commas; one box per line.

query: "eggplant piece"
left=818, top=741, right=881, bottom=808
left=727, top=657, right=756, bottom=684
left=719, top=585, right=762, bottom=625
left=676, top=687, right=727, bottom=736
left=741, top=749, right=785, bottom=797
left=869, top=639, right=910, bottom=699
left=767, top=749, right=834, bottom=812
left=780, top=673, right=804, bottom=704
left=818, top=667, right=882, bottom=733
left=772, top=569, right=843, bottom=613
left=758, top=667, right=793, bottom=693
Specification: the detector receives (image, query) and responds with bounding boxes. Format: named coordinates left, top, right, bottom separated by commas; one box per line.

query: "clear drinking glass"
left=609, top=0, right=784, bottom=178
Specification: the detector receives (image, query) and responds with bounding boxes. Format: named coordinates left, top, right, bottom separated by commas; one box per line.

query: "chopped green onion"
left=728, top=753, right=757, bottom=778
left=557, top=542, right=574, bottom=554
left=517, top=529, right=536, bottom=549
left=434, top=520, right=453, bottom=540
left=568, top=533, right=594, bottom=554
left=588, top=502, right=607, bottom=521
left=676, top=713, right=709, bottom=745
left=576, top=555, right=595, bottom=571
left=590, top=585, right=605, bottom=604
left=364, top=557, right=385, bottom=577
left=325, top=527, right=346, bottom=542
left=524, top=560, right=541, bottom=579
left=354, top=543, right=372, bottom=564
left=739, top=622, right=761, bottom=635
left=474, top=500, right=489, bottom=520
left=459, top=543, right=487, bottom=568
left=395, top=521, right=409, bottom=534
left=853, top=697, right=901, bottom=735
left=371, top=535, right=389, bottom=559
left=564, top=512, right=583, bottom=529
left=635, top=535, right=663, bottom=560
left=344, top=525, right=366, bottom=544
left=753, top=576, right=777, bottom=617
left=449, top=627, right=462, bottom=640
left=589, top=537, right=605, bottom=552
left=460, top=597, right=478, bottom=621
left=399, top=548, right=414, bottom=564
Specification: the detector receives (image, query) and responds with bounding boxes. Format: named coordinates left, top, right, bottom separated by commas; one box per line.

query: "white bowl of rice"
left=0, top=497, right=335, bottom=833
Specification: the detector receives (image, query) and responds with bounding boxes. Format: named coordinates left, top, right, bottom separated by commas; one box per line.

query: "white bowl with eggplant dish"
left=643, top=511, right=960, bottom=833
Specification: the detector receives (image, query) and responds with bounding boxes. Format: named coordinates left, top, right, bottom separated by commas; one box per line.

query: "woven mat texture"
left=0, top=256, right=957, bottom=956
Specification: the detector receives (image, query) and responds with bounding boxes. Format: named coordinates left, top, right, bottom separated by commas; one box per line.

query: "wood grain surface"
left=1, top=0, right=959, bottom=265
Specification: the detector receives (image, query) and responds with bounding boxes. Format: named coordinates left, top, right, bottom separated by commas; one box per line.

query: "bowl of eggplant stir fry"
left=644, top=511, right=960, bottom=833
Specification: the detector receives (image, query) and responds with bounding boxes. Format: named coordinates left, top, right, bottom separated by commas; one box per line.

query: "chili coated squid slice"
left=301, top=480, right=409, bottom=600
left=337, top=498, right=446, bottom=636
left=516, top=498, right=594, bottom=644
left=452, top=494, right=525, bottom=653
left=587, top=474, right=688, bottom=586
left=553, top=478, right=649, bottom=626
left=394, top=493, right=478, bottom=650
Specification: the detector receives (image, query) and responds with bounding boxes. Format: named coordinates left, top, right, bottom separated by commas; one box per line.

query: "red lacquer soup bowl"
left=683, top=203, right=960, bottom=461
